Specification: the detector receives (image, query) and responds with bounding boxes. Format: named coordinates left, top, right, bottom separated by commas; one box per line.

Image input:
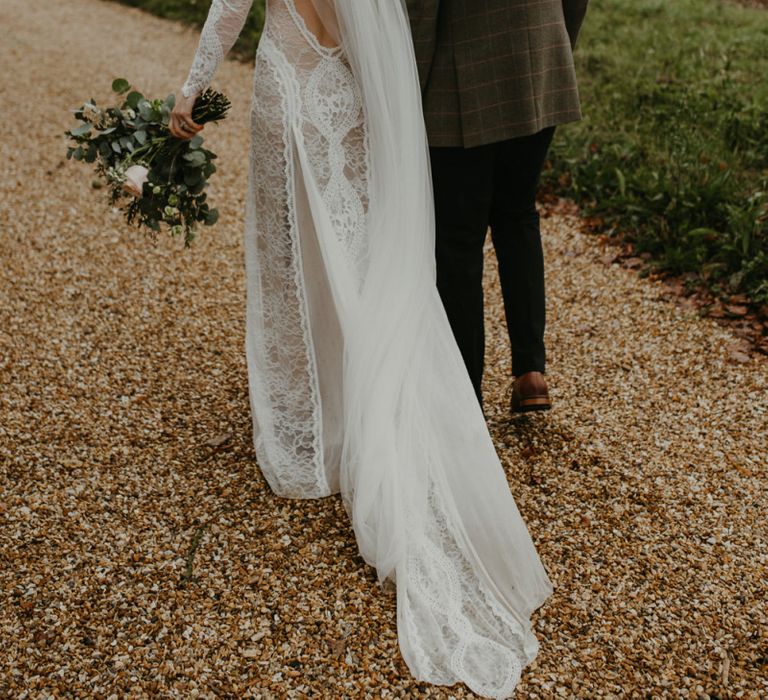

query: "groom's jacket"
left=406, top=0, right=589, bottom=148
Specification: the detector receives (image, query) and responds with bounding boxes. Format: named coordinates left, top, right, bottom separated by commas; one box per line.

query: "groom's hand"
left=170, top=91, right=204, bottom=140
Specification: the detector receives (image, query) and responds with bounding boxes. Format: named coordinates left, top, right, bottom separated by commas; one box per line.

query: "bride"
left=170, top=0, right=552, bottom=696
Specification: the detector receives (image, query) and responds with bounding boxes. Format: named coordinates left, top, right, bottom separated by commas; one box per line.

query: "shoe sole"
left=511, top=397, right=552, bottom=414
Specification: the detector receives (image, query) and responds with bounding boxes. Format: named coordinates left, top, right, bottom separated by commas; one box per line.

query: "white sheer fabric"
left=182, top=1, right=553, bottom=697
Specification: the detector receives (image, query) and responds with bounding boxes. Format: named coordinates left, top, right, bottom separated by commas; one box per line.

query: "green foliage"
left=112, top=0, right=266, bottom=56
left=66, top=79, right=231, bottom=246
left=547, top=0, right=768, bottom=303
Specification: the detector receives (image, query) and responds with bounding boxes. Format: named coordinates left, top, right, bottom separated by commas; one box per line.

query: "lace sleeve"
left=181, top=0, right=255, bottom=98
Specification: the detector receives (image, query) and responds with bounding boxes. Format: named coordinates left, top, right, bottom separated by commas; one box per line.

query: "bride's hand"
left=170, top=91, right=204, bottom=140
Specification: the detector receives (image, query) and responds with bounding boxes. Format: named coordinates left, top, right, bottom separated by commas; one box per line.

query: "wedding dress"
left=182, top=1, right=553, bottom=697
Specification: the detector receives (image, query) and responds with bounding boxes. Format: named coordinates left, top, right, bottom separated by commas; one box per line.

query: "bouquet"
left=65, top=78, right=231, bottom=246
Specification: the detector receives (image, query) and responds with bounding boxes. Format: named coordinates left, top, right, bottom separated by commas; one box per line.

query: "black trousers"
left=430, top=126, right=556, bottom=403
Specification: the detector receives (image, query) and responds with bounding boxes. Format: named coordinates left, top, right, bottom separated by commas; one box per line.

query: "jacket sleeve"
left=561, top=0, right=588, bottom=50
left=181, top=0, right=255, bottom=98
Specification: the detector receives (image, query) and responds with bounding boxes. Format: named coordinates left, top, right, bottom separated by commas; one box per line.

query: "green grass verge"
left=548, top=0, right=768, bottom=304
left=113, top=0, right=767, bottom=304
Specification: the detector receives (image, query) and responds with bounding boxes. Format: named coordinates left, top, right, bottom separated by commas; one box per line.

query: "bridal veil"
left=295, top=1, right=554, bottom=696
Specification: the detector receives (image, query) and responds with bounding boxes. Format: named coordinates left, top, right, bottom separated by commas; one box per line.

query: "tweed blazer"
left=406, top=0, right=589, bottom=148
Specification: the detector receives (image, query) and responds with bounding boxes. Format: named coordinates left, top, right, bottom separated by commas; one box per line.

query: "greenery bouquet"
left=65, top=78, right=231, bottom=246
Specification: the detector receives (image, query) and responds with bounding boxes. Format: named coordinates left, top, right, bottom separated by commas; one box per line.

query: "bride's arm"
left=171, top=0, right=255, bottom=139
left=181, top=0, right=256, bottom=98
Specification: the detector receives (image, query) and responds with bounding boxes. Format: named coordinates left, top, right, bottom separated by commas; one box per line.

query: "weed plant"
left=548, top=0, right=768, bottom=303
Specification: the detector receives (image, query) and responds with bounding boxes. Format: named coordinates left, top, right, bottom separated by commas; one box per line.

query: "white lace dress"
left=182, top=2, right=553, bottom=697
left=186, top=0, right=365, bottom=497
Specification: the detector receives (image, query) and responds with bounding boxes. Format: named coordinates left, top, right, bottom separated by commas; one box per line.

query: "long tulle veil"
left=299, top=1, right=554, bottom=696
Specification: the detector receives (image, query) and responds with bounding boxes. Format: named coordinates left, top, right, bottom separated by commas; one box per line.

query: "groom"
left=407, top=0, right=589, bottom=412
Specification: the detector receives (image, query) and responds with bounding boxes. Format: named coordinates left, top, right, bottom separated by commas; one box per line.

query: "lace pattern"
left=242, top=1, right=368, bottom=497
left=245, top=31, right=329, bottom=497
left=401, top=476, right=538, bottom=698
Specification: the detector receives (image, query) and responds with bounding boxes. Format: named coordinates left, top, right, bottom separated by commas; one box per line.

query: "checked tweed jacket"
left=406, top=0, right=589, bottom=148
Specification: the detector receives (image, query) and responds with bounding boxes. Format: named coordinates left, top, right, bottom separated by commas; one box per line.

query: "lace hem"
left=400, top=476, right=540, bottom=699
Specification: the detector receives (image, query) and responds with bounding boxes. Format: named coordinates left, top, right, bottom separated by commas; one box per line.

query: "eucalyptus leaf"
left=189, top=180, right=206, bottom=195
left=126, top=91, right=144, bottom=109
left=184, top=169, right=203, bottom=187
left=183, top=151, right=207, bottom=167
left=112, top=78, right=130, bottom=94
left=70, top=123, right=92, bottom=137
left=204, top=208, right=219, bottom=226
left=138, top=102, right=155, bottom=121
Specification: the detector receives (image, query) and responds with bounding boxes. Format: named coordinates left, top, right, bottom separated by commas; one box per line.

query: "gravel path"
left=1, top=1, right=766, bottom=697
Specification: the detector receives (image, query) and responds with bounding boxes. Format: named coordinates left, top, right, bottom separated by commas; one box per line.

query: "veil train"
left=298, top=1, right=554, bottom=696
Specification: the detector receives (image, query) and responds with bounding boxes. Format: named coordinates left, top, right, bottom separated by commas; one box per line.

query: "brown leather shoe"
left=510, top=372, right=551, bottom=414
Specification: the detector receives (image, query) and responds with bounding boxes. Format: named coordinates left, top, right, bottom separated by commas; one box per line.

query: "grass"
left=547, top=0, right=768, bottom=304
left=113, top=0, right=768, bottom=305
